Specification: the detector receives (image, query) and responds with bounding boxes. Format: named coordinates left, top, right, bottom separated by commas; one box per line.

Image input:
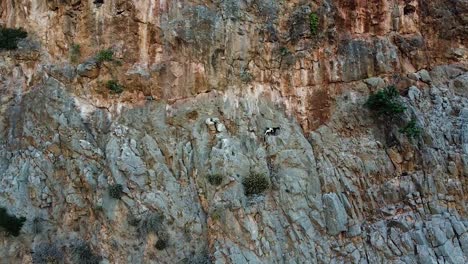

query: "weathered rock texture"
left=0, top=0, right=467, bottom=263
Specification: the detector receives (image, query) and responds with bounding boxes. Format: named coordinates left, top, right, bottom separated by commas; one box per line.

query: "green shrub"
left=309, top=13, right=319, bottom=35
left=242, top=173, right=270, bottom=196
left=70, top=43, right=81, bottom=63
left=365, top=86, right=406, bottom=118
left=108, top=184, right=124, bottom=199
left=399, top=119, right=422, bottom=139
left=0, top=27, right=27, bottom=50
left=0, top=207, right=26, bottom=236
left=106, top=80, right=124, bottom=94
left=95, top=49, right=113, bottom=62
left=70, top=241, right=101, bottom=264
left=207, top=174, right=223, bottom=186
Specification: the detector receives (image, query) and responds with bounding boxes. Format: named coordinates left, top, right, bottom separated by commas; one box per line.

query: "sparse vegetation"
left=366, top=86, right=422, bottom=144
left=189, top=249, right=212, bottom=264
left=106, top=80, right=124, bottom=94
left=128, top=214, right=140, bottom=227
left=365, top=86, right=406, bottom=118
left=280, top=47, right=290, bottom=57
left=70, top=241, right=101, bottom=264
left=207, top=174, right=223, bottom=186
left=240, top=69, right=253, bottom=83
left=309, top=13, right=319, bottom=35
left=242, top=173, right=270, bottom=196
left=0, top=207, right=26, bottom=236
left=137, top=212, right=164, bottom=238
left=155, top=230, right=169, bottom=250
left=108, top=184, right=124, bottom=199
left=95, top=49, right=113, bottom=62
left=0, top=27, right=27, bottom=50
left=31, top=217, right=43, bottom=234
left=210, top=207, right=224, bottom=222
left=69, top=43, right=81, bottom=64
left=399, top=119, right=422, bottom=139
left=155, top=238, right=168, bottom=250
left=32, top=243, right=64, bottom=264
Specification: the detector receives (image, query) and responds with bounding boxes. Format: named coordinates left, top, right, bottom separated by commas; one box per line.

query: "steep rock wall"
left=1, top=0, right=466, bottom=130
left=0, top=0, right=467, bottom=263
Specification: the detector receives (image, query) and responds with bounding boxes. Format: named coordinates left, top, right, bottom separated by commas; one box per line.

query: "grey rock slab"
left=322, top=193, right=348, bottom=235
left=364, top=77, right=386, bottom=90
left=418, top=69, right=432, bottom=83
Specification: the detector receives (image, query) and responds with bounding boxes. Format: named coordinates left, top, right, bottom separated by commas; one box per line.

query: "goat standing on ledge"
left=264, top=127, right=280, bottom=136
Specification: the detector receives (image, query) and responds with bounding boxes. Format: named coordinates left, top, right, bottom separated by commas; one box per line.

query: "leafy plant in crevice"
left=0, top=207, right=26, bottom=236
left=207, top=174, right=223, bottom=186
left=399, top=118, right=422, bottom=139
left=0, top=27, right=27, bottom=50
left=108, top=184, right=124, bottom=199
left=309, top=13, right=319, bottom=35
left=70, top=240, right=101, bottom=264
left=69, top=43, right=81, bottom=64
left=242, top=173, right=270, bottom=196
left=106, top=80, right=124, bottom=94
left=95, top=49, right=114, bottom=63
left=32, top=243, right=64, bottom=264
left=365, top=86, right=406, bottom=119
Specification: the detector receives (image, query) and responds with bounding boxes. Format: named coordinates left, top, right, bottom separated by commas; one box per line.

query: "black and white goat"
left=264, top=127, right=280, bottom=136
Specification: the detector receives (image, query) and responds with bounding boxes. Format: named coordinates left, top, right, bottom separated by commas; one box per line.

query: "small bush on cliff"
left=309, top=13, right=319, bottom=35
left=399, top=119, right=422, bottom=139
left=70, top=241, right=101, bottom=264
left=106, top=80, right=124, bottom=94
left=242, top=173, right=270, bottom=196
left=95, top=49, right=113, bottom=62
left=365, top=86, right=406, bottom=118
left=0, top=27, right=27, bottom=50
left=108, top=184, right=124, bottom=199
left=32, top=243, right=64, bottom=264
left=207, top=174, right=223, bottom=186
left=0, top=207, right=26, bottom=236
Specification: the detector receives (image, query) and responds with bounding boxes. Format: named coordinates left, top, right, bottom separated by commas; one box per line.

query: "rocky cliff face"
left=0, top=0, right=467, bottom=263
